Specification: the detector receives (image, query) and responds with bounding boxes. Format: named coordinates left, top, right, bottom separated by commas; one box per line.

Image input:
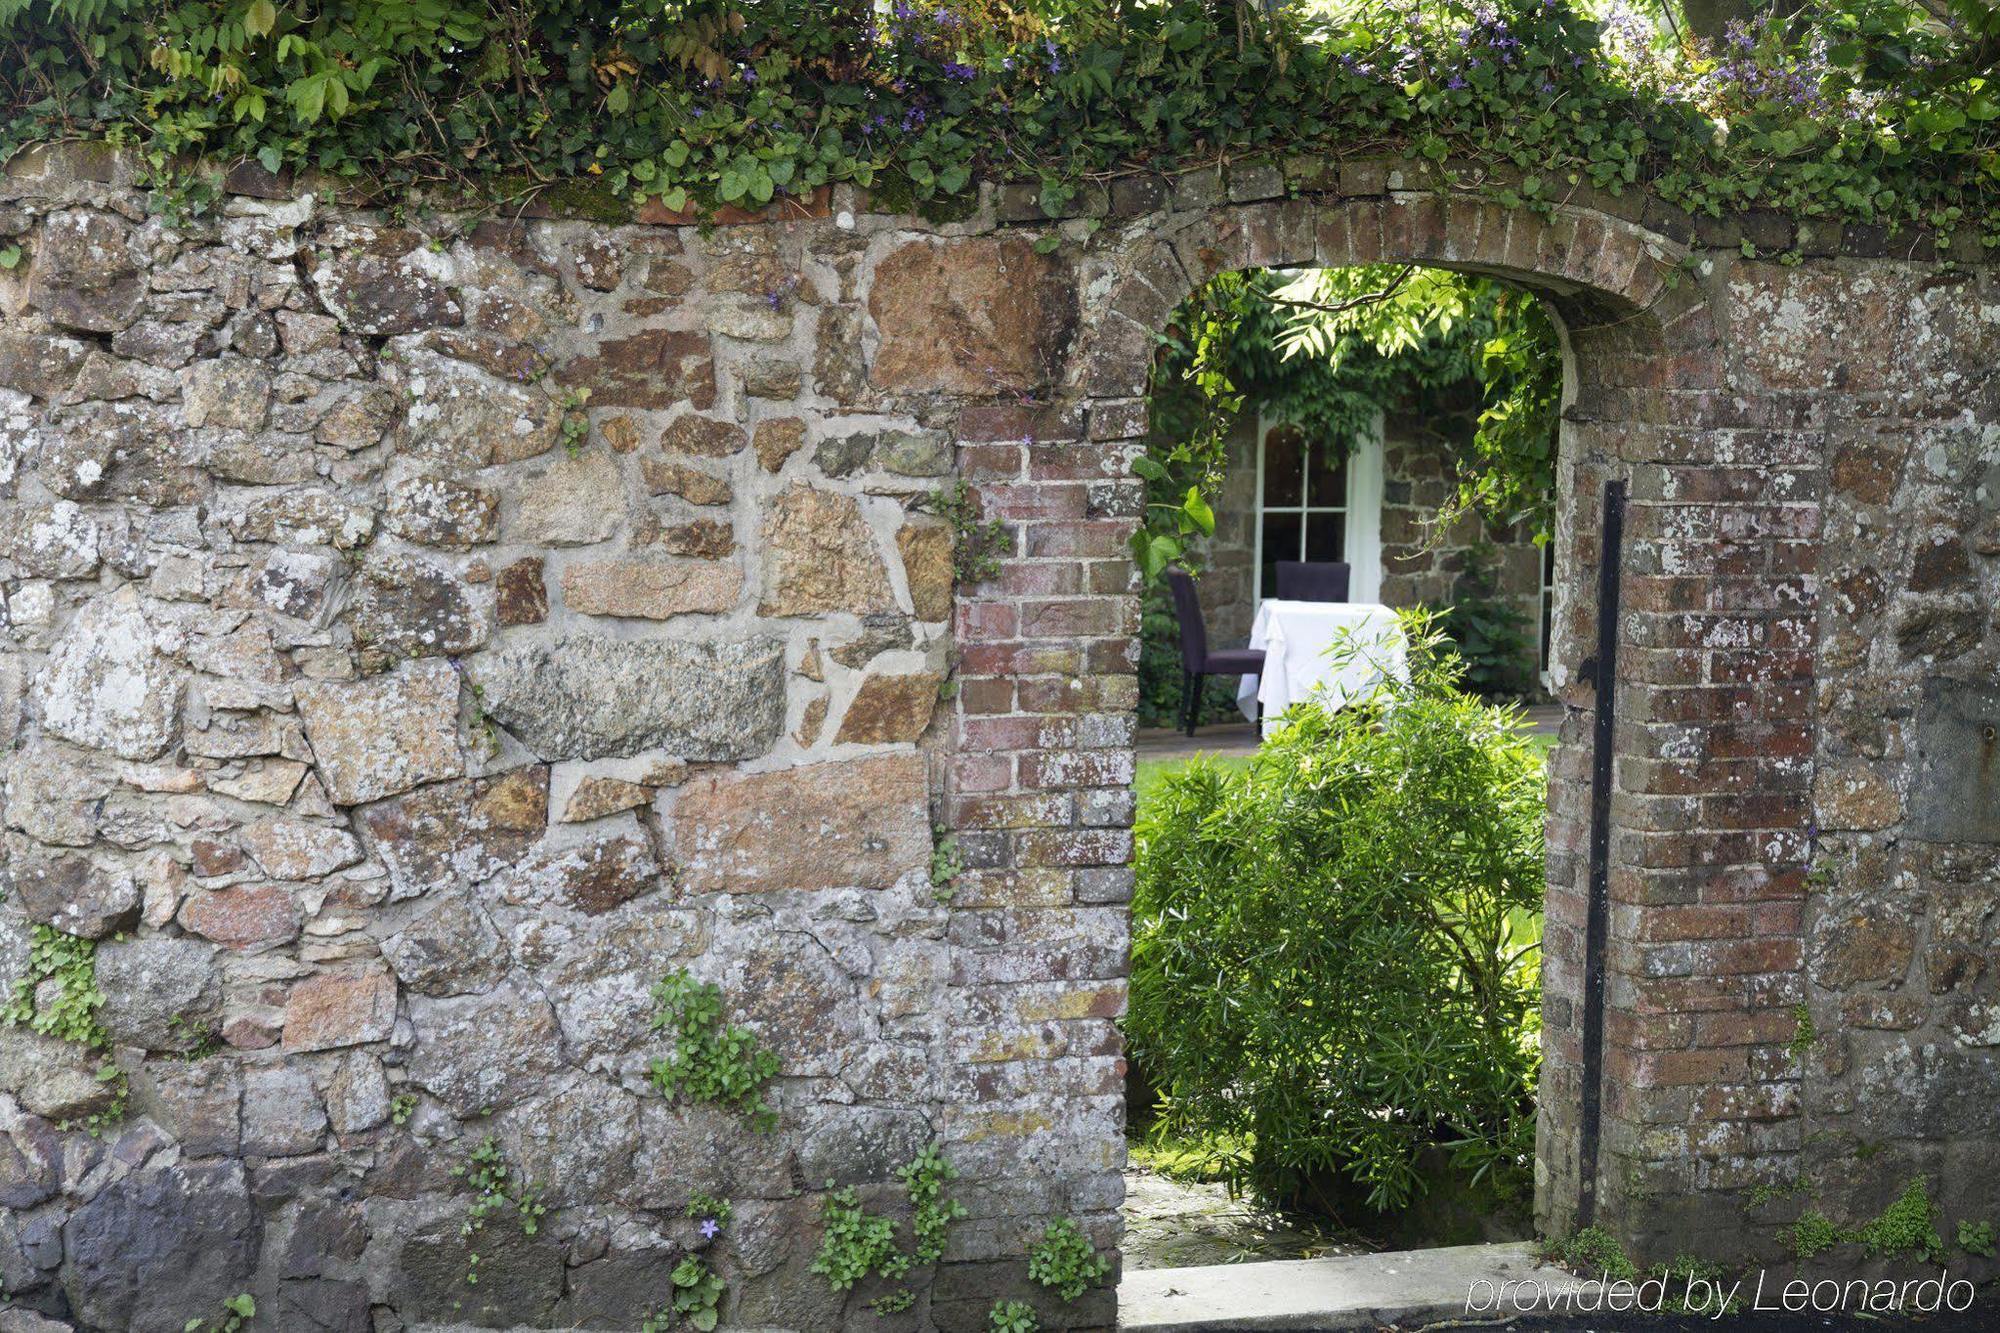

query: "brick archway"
left=938, top=180, right=1819, bottom=1286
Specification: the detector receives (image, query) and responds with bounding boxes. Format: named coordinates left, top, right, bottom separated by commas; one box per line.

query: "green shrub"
left=1128, top=616, right=1544, bottom=1214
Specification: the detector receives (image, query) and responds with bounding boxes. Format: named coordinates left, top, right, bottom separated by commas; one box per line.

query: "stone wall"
left=1, top=143, right=1996, bottom=1332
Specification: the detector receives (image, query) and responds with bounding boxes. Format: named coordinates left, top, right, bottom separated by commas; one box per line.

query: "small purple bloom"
left=1446, top=74, right=1467, bottom=90
left=942, top=61, right=976, bottom=81
left=700, top=1218, right=721, bottom=1240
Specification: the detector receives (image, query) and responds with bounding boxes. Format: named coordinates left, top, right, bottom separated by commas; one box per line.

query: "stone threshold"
left=1120, top=1241, right=1592, bottom=1330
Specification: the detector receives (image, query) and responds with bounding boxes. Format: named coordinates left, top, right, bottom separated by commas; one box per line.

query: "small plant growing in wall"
left=686, top=1190, right=733, bottom=1238
left=1026, top=1218, right=1111, bottom=1302
left=453, top=1136, right=548, bottom=1286
left=901, top=1143, right=969, bottom=1265
left=557, top=385, right=592, bottom=454
left=666, top=1255, right=725, bottom=1331
left=3, top=925, right=126, bottom=1133
left=810, top=1145, right=968, bottom=1313
left=1858, top=1178, right=1945, bottom=1262
left=648, top=969, right=782, bottom=1131
left=1787, top=1002, right=1815, bottom=1060
left=1544, top=1226, right=1639, bottom=1280
left=929, top=828, right=963, bottom=904
left=989, top=1299, right=1039, bottom=1332
left=930, top=480, right=1007, bottom=584
left=1786, top=1210, right=1840, bottom=1260
left=182, top=1293, right=255, bottom=1332
left=811, top=1185, right=910, bottom=1292
left=1958, top=1219, right=1995, bottom=1259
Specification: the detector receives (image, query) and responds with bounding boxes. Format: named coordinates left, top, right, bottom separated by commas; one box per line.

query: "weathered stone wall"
left=1, top=142, right=1996, bottom=1332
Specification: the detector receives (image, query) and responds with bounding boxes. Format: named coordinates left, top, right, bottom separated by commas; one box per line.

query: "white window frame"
left=1251, top=409, right=1384, bottom=605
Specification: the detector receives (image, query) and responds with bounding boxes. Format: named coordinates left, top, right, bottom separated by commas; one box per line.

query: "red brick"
left=959, top=677, right=1015, bottom=715
left=1019, top=598, right=1118, bottom=639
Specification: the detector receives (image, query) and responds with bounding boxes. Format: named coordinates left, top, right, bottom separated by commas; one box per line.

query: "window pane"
left=1263, top=424, right=1304, bottom=507
left=1261, top=512, right=1302, bottom=597
left=1306, top=511, right=1346, bottom=564
left=1306, top=439, right=1347, bottom=509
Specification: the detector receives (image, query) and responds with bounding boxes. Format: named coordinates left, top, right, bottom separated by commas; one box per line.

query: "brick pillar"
left=932, top=400, right=1139, bottom=1330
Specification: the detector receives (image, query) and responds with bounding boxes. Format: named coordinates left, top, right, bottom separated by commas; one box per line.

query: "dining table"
left=1236, top=599, right=1408, bottom=734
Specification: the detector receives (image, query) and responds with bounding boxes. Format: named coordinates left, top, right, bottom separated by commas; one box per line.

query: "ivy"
left=0, top=2, right=1994, bottom=241
left=646, top=968, right=782, bottom=1132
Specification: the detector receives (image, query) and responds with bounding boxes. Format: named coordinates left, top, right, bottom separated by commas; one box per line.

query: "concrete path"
left=1120, top=1241, right=1592, bottom=1330
left=1122, top=1167, right=1365, bottom=1271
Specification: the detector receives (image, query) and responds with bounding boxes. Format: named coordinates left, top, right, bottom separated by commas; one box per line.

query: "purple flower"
left=700, top=1218, right=721, bottom=1239
left=942, top=61, right=976, bottom=81
left=1446, top=74, right=1467, bottom=90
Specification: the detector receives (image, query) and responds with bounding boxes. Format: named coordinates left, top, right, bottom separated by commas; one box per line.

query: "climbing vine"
left=0, top=1, right=1995, bottom=239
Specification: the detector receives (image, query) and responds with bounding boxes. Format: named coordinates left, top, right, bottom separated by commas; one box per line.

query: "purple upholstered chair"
left=1164, top=568, right=1265, bottom=738
left=1275, top=560, right=1352, bottom=603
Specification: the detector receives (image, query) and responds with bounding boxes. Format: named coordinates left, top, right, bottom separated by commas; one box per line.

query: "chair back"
left=1276, top=560, right=1352, bottom=603
left=1164, top=567, right=1208, bottom=672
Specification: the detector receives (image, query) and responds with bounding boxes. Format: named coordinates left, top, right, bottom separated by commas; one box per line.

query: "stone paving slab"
left=1120, top=1241, right=1588, bottom=1330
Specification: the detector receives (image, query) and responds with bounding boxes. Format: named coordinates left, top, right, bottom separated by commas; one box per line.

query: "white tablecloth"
left=1237, top=600, right=1407, bottom=731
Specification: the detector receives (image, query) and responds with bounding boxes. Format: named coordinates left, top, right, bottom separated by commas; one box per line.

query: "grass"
left=1135, top=753, right=1254, bottom=808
